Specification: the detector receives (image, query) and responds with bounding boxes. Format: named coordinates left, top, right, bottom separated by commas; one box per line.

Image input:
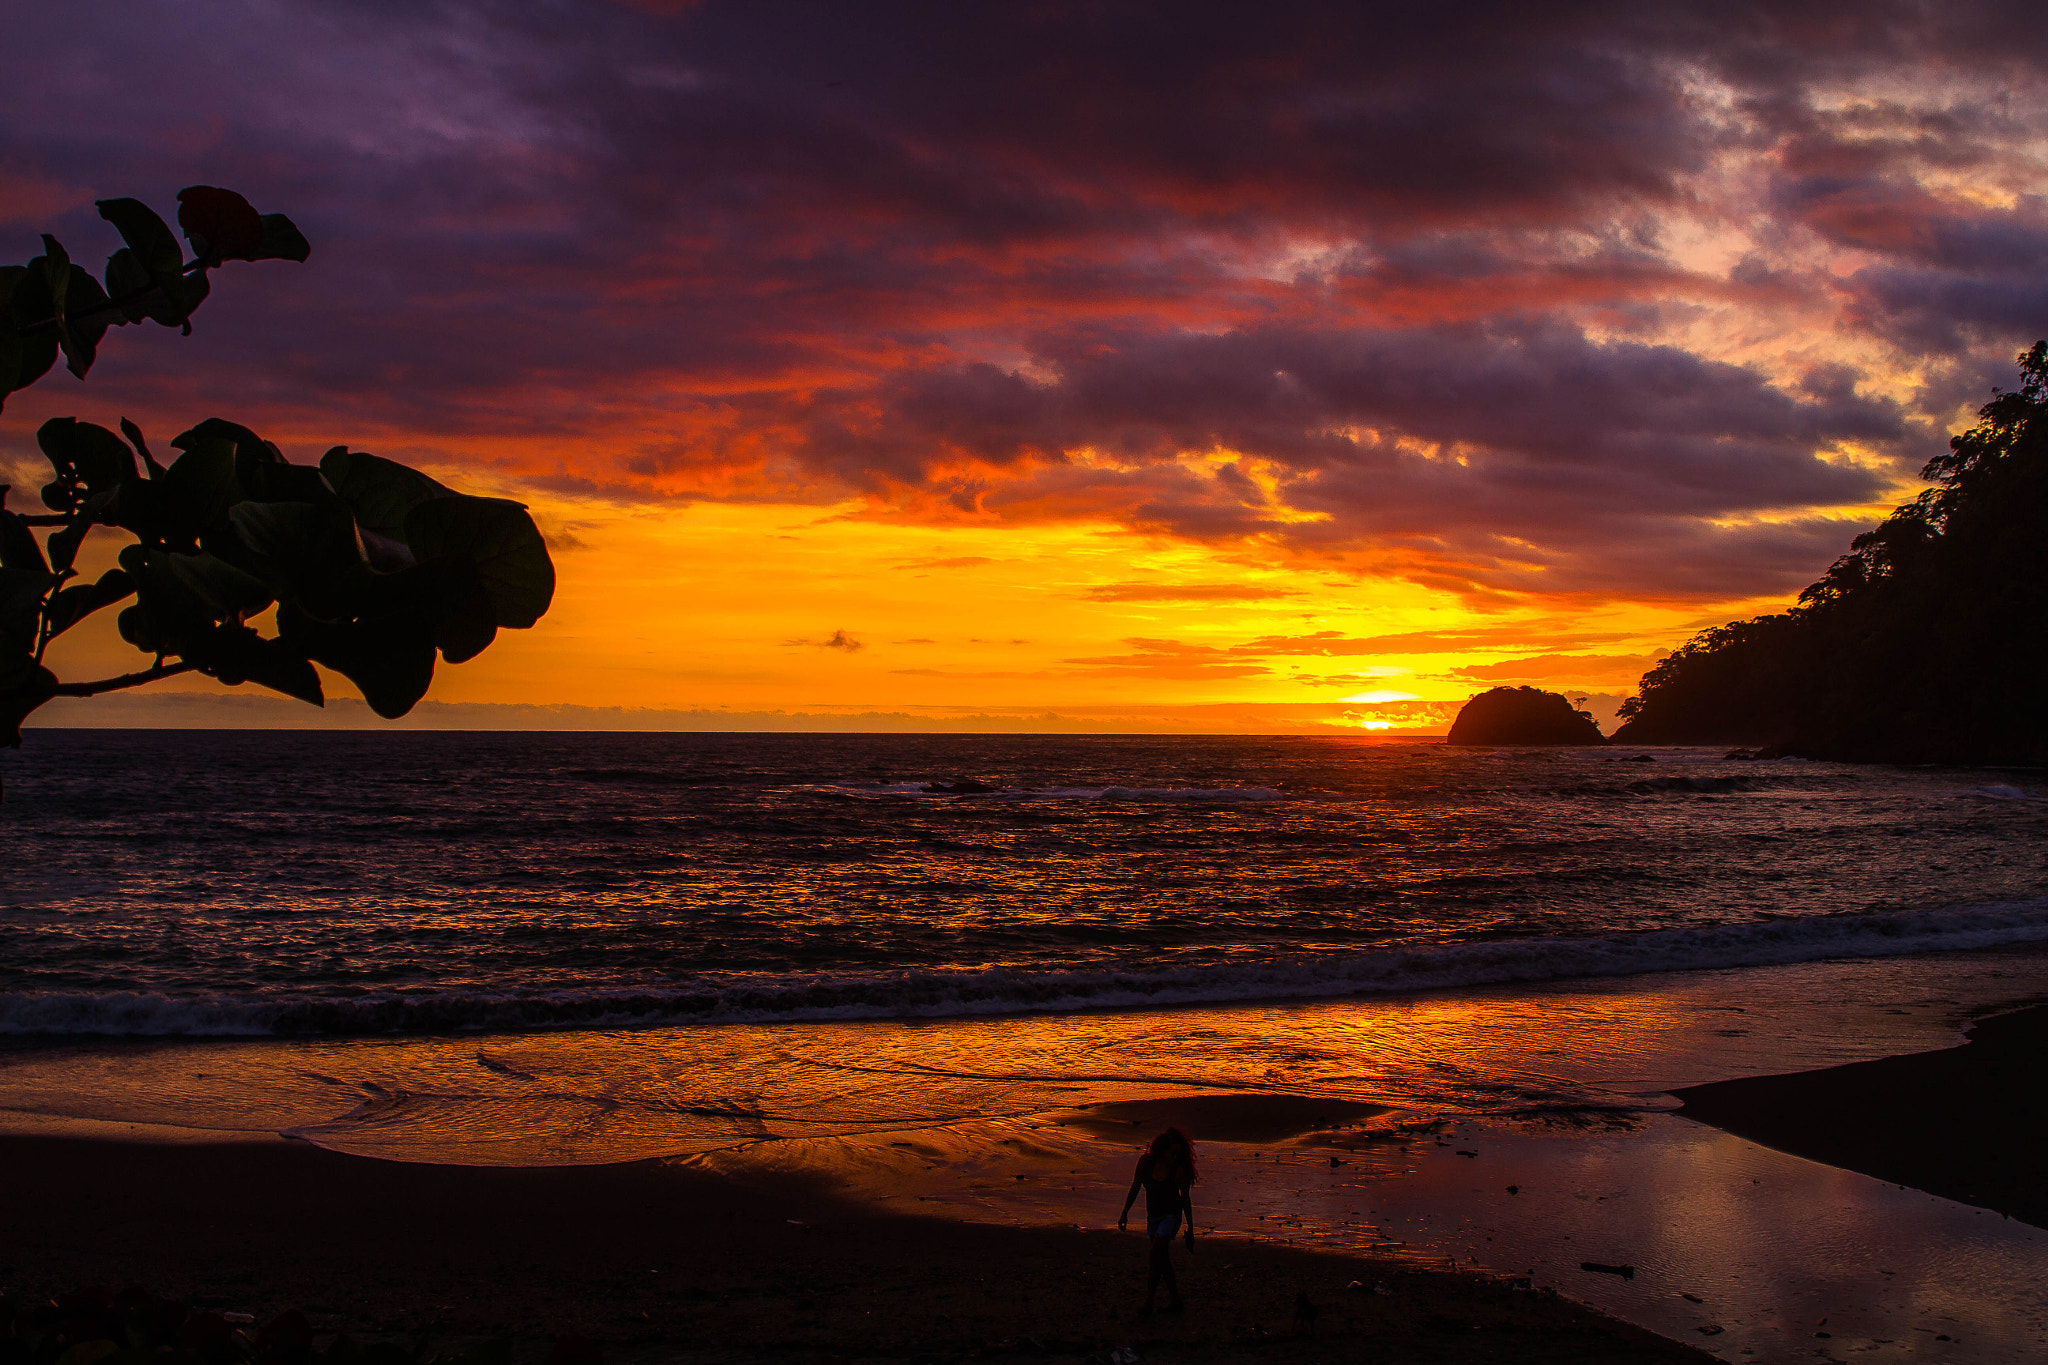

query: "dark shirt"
left=1141, top=1159, right=1186, bottom=1217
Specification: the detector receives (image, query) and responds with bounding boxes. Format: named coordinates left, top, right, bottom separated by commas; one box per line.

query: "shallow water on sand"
left=734, top=1111, right=2048, bottom=1363
left=6, top=948, right=2047, bottom=1361
left=1, top=947, right=2043, bottom=1164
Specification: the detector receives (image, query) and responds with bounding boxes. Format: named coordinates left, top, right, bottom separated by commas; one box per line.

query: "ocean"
left=8, top=730, right=2048, bottom=1357
left=4, top=730, right=2044, bottom=1038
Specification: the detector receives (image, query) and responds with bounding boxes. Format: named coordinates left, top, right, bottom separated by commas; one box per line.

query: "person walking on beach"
left=1118, top=1126, right=1197, bottom=1315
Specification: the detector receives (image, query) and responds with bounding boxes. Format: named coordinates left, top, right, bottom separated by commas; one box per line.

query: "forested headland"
left=1613, top=343, right=2048, bottom=764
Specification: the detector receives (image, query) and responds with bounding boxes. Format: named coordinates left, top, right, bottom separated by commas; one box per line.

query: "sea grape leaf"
left=251, top=213, right=312, bottom=263
left=319, top=447, right=455, bottom=542
left=32, top=238, right=113, bottom=379
left=279, top=601, right=434, bottom=718
left=5, top=264, right=61, bottom=403
left=0, top=664, right=56, bottom=744
left=0, top=265, right=23, bottom=405
left=160, top=437, right=244, bottom=538
left=0, top=509, right=48, bottom=573
left=427, top=553, right=497, bottom=663
left=0, top=566, right=53, bottom=629
left=180, top=623, right=323, bottom=703
left=347, top=556, right=497, bottom=664
left=96, top=197, right=207, bottom=327
left=0, top=567, right=54, bottom=683
left=405, top=496, right=554, bottom=629
left=146, top=549, right=273, bottom=625
left=43, top=568, right=134, bottom=639
left=44, top=489, right=114, bottom=572
left=174, top=418, right=328, bottom=502
left=120, top=417, right=166, bottom=477
left=57, top=265, right=112, bottom=378
left=175, top=186, right=265, bottom=262
left=101, top=246, right=184, bottom=326
left=227, top=500, right=364, bottom=609
left=116, top=601, right=161, bottom=654
left=55, top=1338, right=121, bottom=1365
left=39, top=418, right=138, bottom=494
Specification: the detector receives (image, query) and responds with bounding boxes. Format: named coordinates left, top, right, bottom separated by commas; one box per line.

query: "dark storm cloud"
left=2, top=0, right=2043, bottom=602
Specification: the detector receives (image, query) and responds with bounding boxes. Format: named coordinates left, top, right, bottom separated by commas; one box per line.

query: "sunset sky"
left=5, top=0, right=2045, bottom=732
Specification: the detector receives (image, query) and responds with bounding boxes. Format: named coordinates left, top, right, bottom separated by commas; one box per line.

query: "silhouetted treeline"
left=1614, top=342, right=2048, bottom=763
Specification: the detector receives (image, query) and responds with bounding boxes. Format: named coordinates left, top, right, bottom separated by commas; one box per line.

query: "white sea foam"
left=5, top=897, right=2044, bottom=1038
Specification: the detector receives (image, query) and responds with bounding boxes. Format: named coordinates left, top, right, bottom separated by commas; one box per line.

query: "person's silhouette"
left=1117, top=1126, right=1196, bottom=1315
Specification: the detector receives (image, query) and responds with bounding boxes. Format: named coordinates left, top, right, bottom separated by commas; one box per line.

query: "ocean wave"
left=5, top=898, right=2046, bottom=1039
left=807, top=782, right=1288, bottom=802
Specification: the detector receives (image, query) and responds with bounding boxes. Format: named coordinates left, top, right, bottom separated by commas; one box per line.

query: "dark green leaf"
left=102, top=247, right=170, bottom=325
left=119, top=418, right=165, bottom=476
left=320, top=447, right=453, bottom=543
left=39, top=417, right=138, bottom=493
left=252, top=212, right=312, bottom=263
left=173, top=418, right=319, bottom=499
left=0, top=566, right=53, bottom=630
left=428, top=554, right=497, bottom=664
left=45, top=488, right=114, bottom=572
left=147, top=549, right=273, bottom=624
left=44, top=568, right=134, bottom=639
left=346, top=557, right=497, bottom=665
left=116, top=602, right=161, bottom=654
left=108, top=476, right=171, bottom=542
left=0, top=509, right=48, bottom=573
left=160, top=437, right=243, bottom=538
left=175, top=186, right=265, bottom=262
left=228, top=500, right=364, bottom=607
left=5, top=261, right=60, bottom=400
left=58, top=264, right=112, bottom=378
left=95, top=198, right=207, bottom=326
left=0, top=665, right=56, bottom=745
left=45, top=518, right=88, bottom=571
left=406, top=496, right=555, bottom=629
left=181, top=623, right=323, bottom=704
left=279, top=602, right=434, bottom=718
left=0, top=568, right=54, bottom=680
left=0, top=271, right=21, bottom=408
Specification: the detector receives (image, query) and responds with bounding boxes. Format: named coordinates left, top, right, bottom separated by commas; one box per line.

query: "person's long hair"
left=1145, top=1126, right=1197, bottom=1184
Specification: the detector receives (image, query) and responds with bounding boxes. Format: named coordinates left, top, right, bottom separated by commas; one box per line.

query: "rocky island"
left=1447, top=685, right=1607, bottom=746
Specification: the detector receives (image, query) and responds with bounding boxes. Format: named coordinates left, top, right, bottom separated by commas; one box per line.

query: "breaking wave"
left=6, top=897, right=2044, bottom=1039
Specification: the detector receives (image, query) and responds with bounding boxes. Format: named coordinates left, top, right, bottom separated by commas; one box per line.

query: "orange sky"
left=8, top=3, right=2045, bottom=733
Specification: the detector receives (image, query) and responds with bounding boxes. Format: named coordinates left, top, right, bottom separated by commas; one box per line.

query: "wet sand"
left=0, top=1131, right=1708, bottom=1364
left=1673, top=1002, right=2048, bottom=1228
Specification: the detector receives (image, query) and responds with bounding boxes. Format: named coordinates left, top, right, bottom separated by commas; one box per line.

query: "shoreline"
left=1672, top=1001, right=2048, bottom=1228
left=6, top=996, right=2048, bottom=1358
left=0, top=1133, right=1709, bottom=1363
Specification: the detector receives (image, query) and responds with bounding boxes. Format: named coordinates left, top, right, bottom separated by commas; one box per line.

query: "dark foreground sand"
left=0, top=1132, right=1709, bottom=1365
left=1674, top=1002, right=2048, bottom=1228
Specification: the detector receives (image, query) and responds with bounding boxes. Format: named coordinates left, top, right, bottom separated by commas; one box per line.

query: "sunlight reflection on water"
left=6, top=949, right=2048, bottom=1359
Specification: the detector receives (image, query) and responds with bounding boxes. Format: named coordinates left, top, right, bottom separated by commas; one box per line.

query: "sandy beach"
left=1673, top=1002, right=2048, bottom=1228
left=0, top=1130, right=1711, bottom=1364
left=9, top=999, right=2048, bottom=1360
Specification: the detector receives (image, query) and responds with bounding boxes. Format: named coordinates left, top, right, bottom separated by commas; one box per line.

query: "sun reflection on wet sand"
left=5, top=950, right=2048, bottom=1356
left=4, top=947, right=2045, bottom=1165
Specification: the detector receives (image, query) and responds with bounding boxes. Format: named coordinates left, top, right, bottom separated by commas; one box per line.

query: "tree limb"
left=48, top=661, right=197, bottom=697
